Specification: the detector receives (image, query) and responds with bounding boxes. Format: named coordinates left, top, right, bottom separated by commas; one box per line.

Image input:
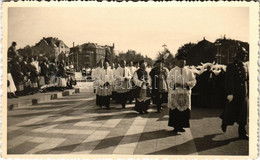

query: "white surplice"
left=115, top=67, right=132, bottom=93
left=92, top=67, right=102, bottom=90
left=128, top=66, right=137, bottom=77
left=167, top=66, right=196, bottom=110
left=96, top=68, right=113, bottom=96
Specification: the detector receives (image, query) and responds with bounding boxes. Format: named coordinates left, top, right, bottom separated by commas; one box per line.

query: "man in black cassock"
left=198, top=65, right=216, bottom=108
left=149, top=59, right=168, bottom=113
left=10, top=56, right=24, bottom=96
left=21, top=56, right=32, bottom=95
left=40, top=58, right=49, bottom=87
left=220, top=47, right=249, bottom=140
left=133, top=60, right=151, bottom=114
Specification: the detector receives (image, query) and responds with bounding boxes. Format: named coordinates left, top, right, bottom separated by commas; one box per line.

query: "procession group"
left=7, top=42, right=77, bottom=98
left=91, top=47, right=249, bottom=139
left=7, top=41, right=249, bottom=139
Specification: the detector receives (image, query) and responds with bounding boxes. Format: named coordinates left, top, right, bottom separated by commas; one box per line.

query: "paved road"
left=7, top=88, right=248, bottom=155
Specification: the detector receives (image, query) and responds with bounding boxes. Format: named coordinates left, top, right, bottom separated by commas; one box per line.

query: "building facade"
left=31, top=37, right=70, bottom=62
left=69, top=42, right=114, bottom=71
left=177, top=37, right=249, bottom=66
left=214, top=37, right=249, bottom=64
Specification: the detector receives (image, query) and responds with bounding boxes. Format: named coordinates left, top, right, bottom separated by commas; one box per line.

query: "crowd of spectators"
left=7, top=42, right=77, bottom=99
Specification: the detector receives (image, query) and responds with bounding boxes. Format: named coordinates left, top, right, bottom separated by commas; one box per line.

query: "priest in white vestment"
left=167, top=54, right=196, bottom=133
left=96, top=60, right=113, bottom=109
left=115, top=60, right=132, bottom=109
left=92, top=59, right=104, bottom=106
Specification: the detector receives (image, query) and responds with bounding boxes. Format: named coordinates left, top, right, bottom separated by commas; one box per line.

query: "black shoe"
left=239, top=134, right=249, bottom=140
left=221, top=123, right=227, bottom=132
left=179, top=128, right=185, bottom=132
left=173, top=129, right=179, bottom=133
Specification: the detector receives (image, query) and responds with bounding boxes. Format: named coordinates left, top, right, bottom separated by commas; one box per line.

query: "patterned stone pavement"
left=7, top=88, right=249, bottom=155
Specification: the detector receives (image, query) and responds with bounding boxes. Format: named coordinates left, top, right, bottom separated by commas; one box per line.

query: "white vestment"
left=96, top=68, right=113, bottom=96
left=167, top=66, right=196, bottom=110
left=92, top=67, right=102, bottom=90
left=128, top=66, right=136, bottom=77
left=115, top=67, right=132, bottom=93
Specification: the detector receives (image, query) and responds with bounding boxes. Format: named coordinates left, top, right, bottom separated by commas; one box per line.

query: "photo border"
left=1, top=1, right=259, bottom=159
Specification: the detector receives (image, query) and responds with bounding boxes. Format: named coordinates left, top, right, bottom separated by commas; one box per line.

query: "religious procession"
left=6, top=6, right=256, bottom=156
left=90, top=46, right=249, bottom=139
left=6, top=39, right=250, bottom=156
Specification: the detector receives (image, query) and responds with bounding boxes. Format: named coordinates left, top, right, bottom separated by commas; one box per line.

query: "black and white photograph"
left=2, top=2, right=259, bottom=158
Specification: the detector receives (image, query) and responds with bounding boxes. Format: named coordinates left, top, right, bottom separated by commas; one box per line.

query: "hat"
left=175, top=54, right=186, bottom=60
left=12, top=42, right=17, bottom=46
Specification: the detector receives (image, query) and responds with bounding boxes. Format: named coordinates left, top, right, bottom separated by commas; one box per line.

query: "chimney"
left=112, top=43, right=115, bottom=49
left=73, top=42, right=75, bottom=47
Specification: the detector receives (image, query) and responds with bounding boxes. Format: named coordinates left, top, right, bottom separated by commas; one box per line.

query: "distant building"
left=178, top=37, right=249, bottom=66
left=214, top=37, right=249, bottom=64
left=69, top=42, right=114, bottom=70
left=31, top=37, right=70, bottom=62
left=186, top=37, right=217, bottom=65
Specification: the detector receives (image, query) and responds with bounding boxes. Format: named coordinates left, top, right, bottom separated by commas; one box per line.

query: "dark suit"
left=40, top=62, right=49, bottom=84
left=220, top=60, right=248, bottom=136
left=7, top=46, right=18, bottom=59
left=149, top=67, right=168, bottom=112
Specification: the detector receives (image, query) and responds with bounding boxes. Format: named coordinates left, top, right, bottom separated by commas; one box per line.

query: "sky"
left=8, top=7, right=249, bottom=59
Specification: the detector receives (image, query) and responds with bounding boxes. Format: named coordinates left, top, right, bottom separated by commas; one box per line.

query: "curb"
left=7, top=88, right=80, bottom=111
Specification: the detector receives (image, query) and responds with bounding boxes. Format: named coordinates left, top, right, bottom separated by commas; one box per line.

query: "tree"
left=176, top=42, right=196, bottom=58
left=112, top=49, right=154, bottom=66
left=17, top=45, right=33, bottom=57
left=155, top=48, right=176, bottom=69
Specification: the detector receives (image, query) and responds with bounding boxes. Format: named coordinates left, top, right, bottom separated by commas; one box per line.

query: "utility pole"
left=77, top=52, right=79, bottom=71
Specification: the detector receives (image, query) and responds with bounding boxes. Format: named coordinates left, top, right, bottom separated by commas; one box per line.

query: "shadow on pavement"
left=147, top=133, right=243, bottom=155
left=33, top=129, right=179, bottom=154
left=190, top=107, right=223, bottom=120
